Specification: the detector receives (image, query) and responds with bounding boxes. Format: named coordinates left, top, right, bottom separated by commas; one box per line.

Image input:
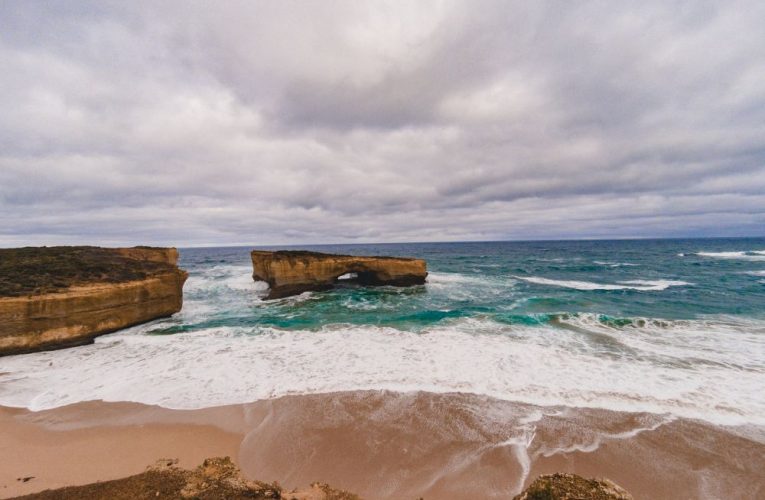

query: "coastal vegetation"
left=0, top=246, right=178, bottom=297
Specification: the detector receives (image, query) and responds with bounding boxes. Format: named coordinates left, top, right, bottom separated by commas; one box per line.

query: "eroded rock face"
left=0, top=246, right=187, bottom=356
left=514, top=473, right=633, bottom=500
left=251, top=250, right=427, bottom=299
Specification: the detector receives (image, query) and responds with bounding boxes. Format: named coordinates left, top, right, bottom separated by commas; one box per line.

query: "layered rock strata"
left=0, top=246, right=187, bottom=356
left=251, top=250, right=427, bottom=299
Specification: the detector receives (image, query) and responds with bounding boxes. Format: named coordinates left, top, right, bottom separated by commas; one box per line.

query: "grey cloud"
left=0, top=0, right=764, bottom=246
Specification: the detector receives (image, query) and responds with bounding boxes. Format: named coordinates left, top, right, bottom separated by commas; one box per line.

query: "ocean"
left=2, top=238, right=764, bottom=427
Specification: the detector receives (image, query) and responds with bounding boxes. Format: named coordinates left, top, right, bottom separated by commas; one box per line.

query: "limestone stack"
left=251, top=250, right=427, bottom=299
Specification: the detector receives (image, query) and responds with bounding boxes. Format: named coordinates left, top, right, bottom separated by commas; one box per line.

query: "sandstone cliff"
left=0, top=246, right=187, bottom=356
left=251, top=250, right=427, bottom=299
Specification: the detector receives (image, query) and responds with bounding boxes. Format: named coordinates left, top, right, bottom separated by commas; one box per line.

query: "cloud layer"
left=1, top=0, right=764, bottom=246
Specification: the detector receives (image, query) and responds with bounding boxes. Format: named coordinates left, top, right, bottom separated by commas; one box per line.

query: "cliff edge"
left=13, top=456, right=360, bottom=500
left=0, top=246, right=187, bottom=356
left=251, top=250, right=427, bottom=299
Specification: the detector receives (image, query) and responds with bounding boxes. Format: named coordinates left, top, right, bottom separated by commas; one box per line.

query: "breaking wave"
left=695, top=251, right=765, bottom=261
left=1, top=314, right=762, bottom=427
left=516, top=276, right=690, bottom=291
left=593, top=261, right=637, bottom=267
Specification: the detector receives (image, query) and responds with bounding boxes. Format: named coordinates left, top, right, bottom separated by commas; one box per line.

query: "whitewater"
left=1, top=239, right=764, bottom=428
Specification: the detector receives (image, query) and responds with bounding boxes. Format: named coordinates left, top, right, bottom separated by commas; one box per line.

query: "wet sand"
left=0, top=403, right=242, bottom=498
left=2, top=391, right=763, bottom=499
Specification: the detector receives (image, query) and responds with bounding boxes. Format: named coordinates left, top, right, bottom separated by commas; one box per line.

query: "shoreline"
left=2, top=391, right=764, bottom=499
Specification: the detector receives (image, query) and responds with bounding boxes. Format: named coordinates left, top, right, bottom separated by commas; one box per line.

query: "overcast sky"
left=1, top=1, right=764, bottom=247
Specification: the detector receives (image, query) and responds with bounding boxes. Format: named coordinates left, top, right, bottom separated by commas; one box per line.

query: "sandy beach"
left=2, top=391, right=763, bottom=499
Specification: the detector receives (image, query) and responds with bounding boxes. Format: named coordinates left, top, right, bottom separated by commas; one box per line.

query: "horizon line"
left=176, top=234, right=765, bottom=249
left=2, top=234, right=764, bottom=250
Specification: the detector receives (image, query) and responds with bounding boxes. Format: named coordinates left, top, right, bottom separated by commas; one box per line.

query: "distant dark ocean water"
left=2, top=238, right=764, bottom=427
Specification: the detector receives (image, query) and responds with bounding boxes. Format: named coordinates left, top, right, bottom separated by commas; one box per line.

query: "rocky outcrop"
left=15, top=456, right=361, bottom=500
left=0, top=246, right=187, bottom=356
left=251, top=250, right=427, bottom=299
left=112, top=246, right=179, bottom=265
left=514, top=473, right=632, bottom=500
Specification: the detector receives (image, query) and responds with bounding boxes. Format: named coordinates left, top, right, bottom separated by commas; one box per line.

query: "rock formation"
left=0, top=246, right=187, bottom=356
left=15, top=456, right=360, bottom=500
left=514, top=473, right=633, bottom=500
left=251, top=250, right=427, bottom=299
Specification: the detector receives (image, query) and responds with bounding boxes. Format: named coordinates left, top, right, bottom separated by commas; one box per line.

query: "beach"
left=2, top=390, right=763, bottom=499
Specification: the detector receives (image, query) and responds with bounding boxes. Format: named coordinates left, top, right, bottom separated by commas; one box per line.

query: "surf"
left=1, top=314, right=762, bottom=428
left=515, top=276, right=690, bottom=291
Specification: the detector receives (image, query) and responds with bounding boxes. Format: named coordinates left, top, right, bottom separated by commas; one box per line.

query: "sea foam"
left=516, top=276, right=690, bottom=291
left=593, top=261, right=637, bottom=267
left=695, top=251, right=765, bottom=261
left=1, top=315, right=762, bottom=427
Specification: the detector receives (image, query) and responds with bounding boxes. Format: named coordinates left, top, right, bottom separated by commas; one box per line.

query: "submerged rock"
left=251, top=250, right=427, bottom=299
left=0, top=246, right=187, bottom=355
left=14, top=456, right=360, bottom=500
left=514, top=473, right=633, bottom=500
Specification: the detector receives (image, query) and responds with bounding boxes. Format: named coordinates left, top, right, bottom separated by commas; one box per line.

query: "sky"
left=1, top=1, right=764, bottom=247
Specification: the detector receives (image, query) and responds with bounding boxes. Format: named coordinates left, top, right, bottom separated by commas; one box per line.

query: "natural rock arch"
left=251, top=250, right=427, bottom=299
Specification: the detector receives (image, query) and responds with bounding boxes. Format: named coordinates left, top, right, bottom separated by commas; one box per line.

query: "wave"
left=427, top=272, right=517, bottom=302
left=1, top=315, right=762, bottom=427
left=695, top=251, right=765, bottom=261
left=426, top=272, right=496, bottom=286
left=593, top=261, right=637, bottom=267
left=498, top=312, right=684, bottom=329
left=185, top=264, right=265, bottom=294
left=515, top=276, right=690, bottom=291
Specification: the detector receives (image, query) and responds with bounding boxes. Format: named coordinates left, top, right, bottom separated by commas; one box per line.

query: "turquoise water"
left=2, top=238, right=764, bottom=426
left=169, top=238, right=765, bottom=333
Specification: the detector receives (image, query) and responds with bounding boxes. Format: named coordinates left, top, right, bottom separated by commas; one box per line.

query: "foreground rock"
left=0, top=246, right=187, bottom=355
left=514, top=473, right=632, bottom=500
left=13, top=456, right=360, bottom=500
left=251, top=250, right=427, bottom=299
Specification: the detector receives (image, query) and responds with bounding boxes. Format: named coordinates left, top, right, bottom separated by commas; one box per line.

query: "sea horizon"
left=3, top=1, right=764, bottom=497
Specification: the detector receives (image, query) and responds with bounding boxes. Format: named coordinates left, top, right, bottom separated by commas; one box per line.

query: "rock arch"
left=251, top=250, right=427, bottom=299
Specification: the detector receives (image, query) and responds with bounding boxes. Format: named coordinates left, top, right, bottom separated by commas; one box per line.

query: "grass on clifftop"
left=0, top=246, right=176, bottom=297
